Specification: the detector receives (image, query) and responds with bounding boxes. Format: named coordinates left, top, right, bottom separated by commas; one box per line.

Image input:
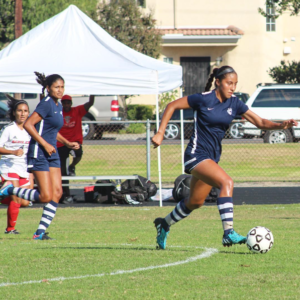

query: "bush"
left=127, top=105, right=155, bottom=120
left=125, top=123, right=146, bottom=134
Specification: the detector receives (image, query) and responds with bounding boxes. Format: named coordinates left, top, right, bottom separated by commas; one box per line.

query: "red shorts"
left=1, top=173, right=30, bottom=187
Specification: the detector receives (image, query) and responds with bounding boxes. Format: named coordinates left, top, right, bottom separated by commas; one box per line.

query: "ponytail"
left=204, top=66, right=236, bottom=91
left=34, top=71, right=64, bottom=96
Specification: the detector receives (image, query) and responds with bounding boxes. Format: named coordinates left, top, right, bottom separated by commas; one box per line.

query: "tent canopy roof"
left=0, top=5, right=182, bottom=95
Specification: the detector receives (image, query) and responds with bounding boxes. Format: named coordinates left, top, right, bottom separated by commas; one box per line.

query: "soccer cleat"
left=0, top=181, right=13, bottom=197
left=33, top=232, right=53, bottom=240
left=222, top=229, right=247, bottom=247
left=68, top=165, right=76, bottom=176
left=5, top=229, right=20, bottom=234
left=154, top=218, right=170, bottom=250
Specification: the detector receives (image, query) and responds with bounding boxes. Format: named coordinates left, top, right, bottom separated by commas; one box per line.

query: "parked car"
left=0, top=94, right=10, bottom=128
left=0, top=93, right=125, bottom=139
left=161, top=92, right=250, bottom=140
left=241, top=83, right=300, bottom=143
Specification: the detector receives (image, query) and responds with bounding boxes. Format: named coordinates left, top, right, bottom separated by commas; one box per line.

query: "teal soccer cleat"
left=154, top=218, right=170, bottom=250
left=222, top=229, right=247, bottom=247
left=0, top=181, right=13, bottom=197
left=33, top=232, right=53, bottom=240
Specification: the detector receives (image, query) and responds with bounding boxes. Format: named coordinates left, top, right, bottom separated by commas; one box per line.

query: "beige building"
left=130, top=0, right=300, bottom=105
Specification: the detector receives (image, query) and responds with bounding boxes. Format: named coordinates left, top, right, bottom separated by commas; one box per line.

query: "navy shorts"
left=184, top=152, right=219, bottom=174
left=27, top=156, right=61, bottom=172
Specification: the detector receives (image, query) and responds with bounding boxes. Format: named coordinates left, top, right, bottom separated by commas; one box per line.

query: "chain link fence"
left=77, top=119, right=300, bottom=187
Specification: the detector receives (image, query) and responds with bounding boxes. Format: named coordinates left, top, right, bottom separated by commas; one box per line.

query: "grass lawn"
left=0, top=204, right=299, bottom=299
left=78, top=143, right=300, bottom=184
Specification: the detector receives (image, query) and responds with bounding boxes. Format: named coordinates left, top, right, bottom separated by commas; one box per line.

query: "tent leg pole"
left=180, top=87, right=184, bottom=174
left=155, top=94, right=163, bottom=207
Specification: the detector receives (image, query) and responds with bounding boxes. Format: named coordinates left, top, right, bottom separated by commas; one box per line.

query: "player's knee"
left=220, top=177, right=234, bottom=191
left=53, top=188, right=63, bottom=200
left=39, top=191, right=52, bottom=203
left=186, top=197, right=205, bottom=210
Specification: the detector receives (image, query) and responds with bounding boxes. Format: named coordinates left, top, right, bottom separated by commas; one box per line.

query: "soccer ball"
left=246, top=226, right=274, bottom=254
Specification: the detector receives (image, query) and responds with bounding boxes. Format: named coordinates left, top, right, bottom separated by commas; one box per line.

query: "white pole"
left=180, top=87, right=184, bottom=174
left=155, top=93, right=163, bottom=207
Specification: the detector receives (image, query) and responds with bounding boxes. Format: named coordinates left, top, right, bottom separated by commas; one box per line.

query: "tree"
left=259, top=0, right=300, bottom=18
left=96, top=0, right=162, bottom=118
left=0, top=0, right=98, bottom=50
left=268, top=60, right=300, bottom=83
left=0, top=0, right=15, bottom=49
left=96, top=0, right=161, bottom=59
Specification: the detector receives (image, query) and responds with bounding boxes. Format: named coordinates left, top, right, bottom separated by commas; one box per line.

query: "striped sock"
left=217, top=197, right=233, bottom=234
left=36, top=201, right=58, bottom=235
left=11, top=187, right=40, bottom=202
left=165, top=199, right=192, bottom=226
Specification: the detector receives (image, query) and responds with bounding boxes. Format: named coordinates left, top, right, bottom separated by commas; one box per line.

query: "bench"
left=61, top=175, right=139, bottom=187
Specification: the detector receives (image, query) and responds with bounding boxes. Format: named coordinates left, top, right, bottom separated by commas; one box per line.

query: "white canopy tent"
left=0, top=5, right=183, bottom=206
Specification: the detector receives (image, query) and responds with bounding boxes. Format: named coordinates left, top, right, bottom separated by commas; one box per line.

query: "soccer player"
left=0, top=72, right=79, bottom=240
left=0, top=96, right=32, bottom=234
left=152, top=65, right=297, bottom=249
left=57, top=94, right=94, bottom=204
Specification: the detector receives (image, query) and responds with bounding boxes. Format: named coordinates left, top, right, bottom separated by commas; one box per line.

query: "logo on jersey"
left=65, top=116, right=71, bottom=124
left=227, top=108, right=232, bottom=115
left=207, top=108, right=214, bottom=110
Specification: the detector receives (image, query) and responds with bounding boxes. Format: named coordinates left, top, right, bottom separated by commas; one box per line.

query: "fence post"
left=146, top=119, right=151, bottom=180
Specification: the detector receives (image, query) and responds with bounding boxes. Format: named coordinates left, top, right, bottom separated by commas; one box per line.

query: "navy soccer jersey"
left=27, top=96, right=64, bottom=160
left=185, top=90, right=248, bottom=165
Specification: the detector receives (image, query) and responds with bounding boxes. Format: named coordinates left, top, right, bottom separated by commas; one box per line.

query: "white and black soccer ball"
left=246, top=226, right=274, bottom=254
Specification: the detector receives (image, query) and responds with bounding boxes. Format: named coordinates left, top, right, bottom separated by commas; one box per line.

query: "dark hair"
left=34, top=72, right=64, bottom=96
left=6, top=94, right=29, bottom=122
left=204, top=66, right=236, bottom=91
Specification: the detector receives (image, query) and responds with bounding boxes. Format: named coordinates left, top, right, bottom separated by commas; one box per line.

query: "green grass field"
left=78, top=143, right=300, bottom=184
left=0, top=204, right=299, bottom=299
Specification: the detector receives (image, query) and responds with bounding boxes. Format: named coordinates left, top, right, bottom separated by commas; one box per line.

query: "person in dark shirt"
left=152, top=65, right=297, bottom=250
left=0, top=72, right=79, bottom=240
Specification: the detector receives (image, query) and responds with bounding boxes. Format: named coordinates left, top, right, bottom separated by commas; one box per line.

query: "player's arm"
left=83, top=95, right=95, bottom=112
left=56, top=133, right=80, bottom=150
left=242, top=110, right=298, bottom=130
left=0, top=128, right=23, bottom=156
left=24, top=112, right=56, bottom=156
left=152, top=96, right=190, bottom=148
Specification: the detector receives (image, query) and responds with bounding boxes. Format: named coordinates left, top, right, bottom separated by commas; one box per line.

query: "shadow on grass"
left=269, top=217, right=300, bottom=219
left=218, top=250, right=252, bottom=255
left=37, top=245, right=197, bottom=252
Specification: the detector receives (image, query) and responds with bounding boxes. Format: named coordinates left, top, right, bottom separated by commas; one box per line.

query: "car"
left=241, top=83, right=300, bottom=143
left=0, top=94, right=11, bottom=128
left=0, top=93, right=125, bottom=140
left=162, top=92, right=250, bottom=140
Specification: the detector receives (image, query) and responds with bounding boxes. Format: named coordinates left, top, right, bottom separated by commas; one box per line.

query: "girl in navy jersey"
left=0, top=96, right=33, bottom=234
left=152, top=66, right=297, bottom=249
left=0, top=72, right=79, bottom=240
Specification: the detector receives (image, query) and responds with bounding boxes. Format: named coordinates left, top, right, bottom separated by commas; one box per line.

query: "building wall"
left=129, top=0, right=300, bottom=105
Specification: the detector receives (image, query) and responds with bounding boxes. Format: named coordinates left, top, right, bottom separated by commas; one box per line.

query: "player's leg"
left=68, top=144, right=83, bottom=176
left=190, top=160, right=246, bottom=247
left=154, top=176, right=212, bottom=249
left=58, top=146, right=71, bottom=202
left=33, top=167, right=62, bottom=240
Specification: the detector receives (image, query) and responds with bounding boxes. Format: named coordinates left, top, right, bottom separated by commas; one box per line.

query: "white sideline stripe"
left=0, top=245, right=218, bottom=288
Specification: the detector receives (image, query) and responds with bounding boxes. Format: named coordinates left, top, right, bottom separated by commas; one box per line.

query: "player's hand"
left=44, top=143, right=56, bottom=156
left=281, top=119, right=298, bottom=129
left=14, top=149, right=24, bottom=157
left=68, top=142, right=80, bottom=150
left=152, top=132, right=164, bottom=148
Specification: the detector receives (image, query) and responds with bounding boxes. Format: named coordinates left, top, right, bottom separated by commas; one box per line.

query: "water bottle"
left=116, top=179, right=121, bottom=192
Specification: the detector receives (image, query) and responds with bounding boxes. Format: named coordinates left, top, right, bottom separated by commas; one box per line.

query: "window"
left=252, top=89, right=300, bottom=107
left=136, top=0, right=146, bottom=8
left=163, top=57, right=173, bottom=64
left=266, top=3, right=276, bottom=32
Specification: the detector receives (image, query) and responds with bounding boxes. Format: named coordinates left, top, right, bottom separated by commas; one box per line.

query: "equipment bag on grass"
left=112, top=175, right=157, bottom=204
left=172, top=174, right=219, bottom=203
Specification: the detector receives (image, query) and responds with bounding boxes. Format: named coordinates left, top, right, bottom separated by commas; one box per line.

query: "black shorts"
left=58, top=144, right=83, bottom=159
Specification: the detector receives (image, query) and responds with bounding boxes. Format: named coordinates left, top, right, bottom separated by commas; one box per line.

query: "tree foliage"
left=0, top=0, right=15, bottom=49
left=268, top=60, right=300, bottom=83
left=0, top=0, right=97, bottom=50
left=158, top=89, right=179, bottom=113
left=259, top=0, right=300, bottom=18
left=96, top=0, right=161, bottom=59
